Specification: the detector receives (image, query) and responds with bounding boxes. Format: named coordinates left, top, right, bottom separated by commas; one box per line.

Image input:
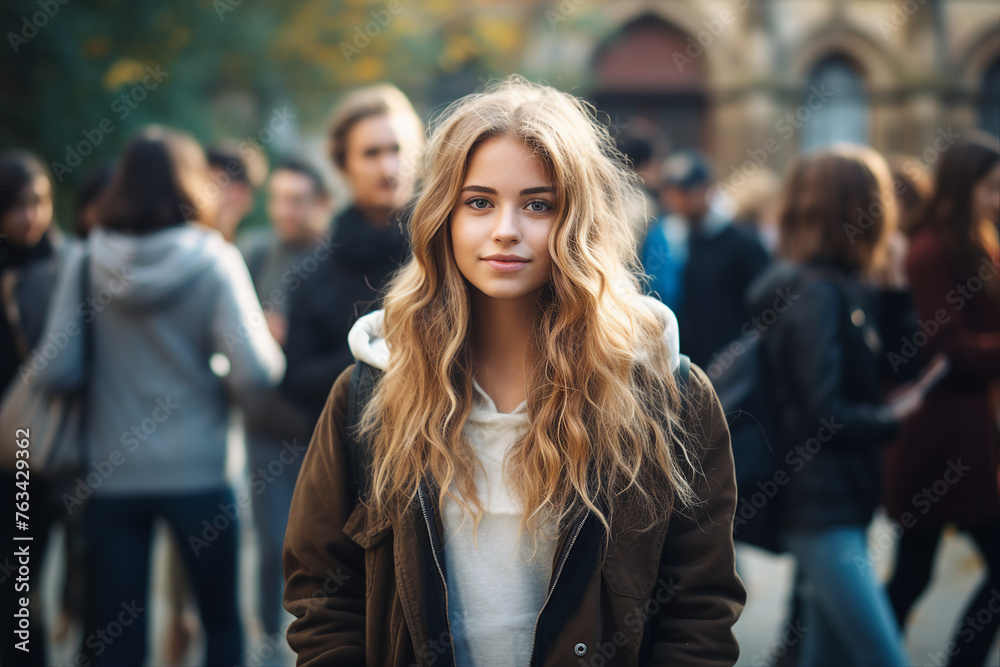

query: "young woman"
left=883, top=134, right=1000, bottom=667
left=282, top=78, right=745, bottom=666
left=37, top=126, right=286, bottom=666
left=0, top=150, right=63, bottom=667
left=750, top=145, right=923, bottom=667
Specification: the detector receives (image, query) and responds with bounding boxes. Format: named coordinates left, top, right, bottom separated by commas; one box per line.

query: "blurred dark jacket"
left=751, top=261, right=899, bottom=531
left=882, top=228, right=1000, bottom=531
left=280, top=205, right=408, bottom=428
left=679, top=217, right=769, bottom=369
left=0, top=229, right=69, bottom=394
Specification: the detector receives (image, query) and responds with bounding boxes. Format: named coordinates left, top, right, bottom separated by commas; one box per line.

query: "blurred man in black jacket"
left=281, top=85, right=422, bottom=427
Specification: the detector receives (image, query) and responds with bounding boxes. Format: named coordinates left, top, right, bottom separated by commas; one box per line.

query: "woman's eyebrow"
left=459, top=185, right=555, bottom=195
left=460, top=185, right=498, bottom=194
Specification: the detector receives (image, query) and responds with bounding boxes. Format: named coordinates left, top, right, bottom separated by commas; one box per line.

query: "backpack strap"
left=345, top=361, right=382, bottom=506
left=674, top=353, right=691, bottom=392
left=343, top=354, right=693, bottom=507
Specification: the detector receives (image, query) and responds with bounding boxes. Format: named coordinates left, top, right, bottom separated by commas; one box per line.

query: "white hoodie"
left=348, top=293, right=682, bottom=374
left=346, top=294, right=681, bottom=667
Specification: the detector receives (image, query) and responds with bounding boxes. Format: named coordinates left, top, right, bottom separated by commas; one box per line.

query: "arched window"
left=980, top=56, right=1000, bottom=139
left=800, top=55, right=869, bottom=151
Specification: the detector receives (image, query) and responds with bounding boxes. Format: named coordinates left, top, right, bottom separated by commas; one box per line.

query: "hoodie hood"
left=348, top=294, right=681, bottom=373
left=89, top=224, right=225, bottom=311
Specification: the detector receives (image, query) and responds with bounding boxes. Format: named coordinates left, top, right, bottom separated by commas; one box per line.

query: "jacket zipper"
left=527, top=509, right=591, bottom=665
left=417, top=484, right=459, bottom=667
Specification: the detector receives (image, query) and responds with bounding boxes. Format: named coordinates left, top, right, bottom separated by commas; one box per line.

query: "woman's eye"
left=527, top=200, right=552, bottom=213
left=468, top=197, right=491, bottom=209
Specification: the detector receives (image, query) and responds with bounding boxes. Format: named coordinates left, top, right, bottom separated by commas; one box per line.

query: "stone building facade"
left=516, top=0, right=1000, bottom=184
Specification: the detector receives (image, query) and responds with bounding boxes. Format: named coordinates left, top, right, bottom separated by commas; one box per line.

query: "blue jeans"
left=85, top=488, right=243, bottom=666
left=783, top=526, right=909, bottom=667
left=245, top=434, right=304, bottom=635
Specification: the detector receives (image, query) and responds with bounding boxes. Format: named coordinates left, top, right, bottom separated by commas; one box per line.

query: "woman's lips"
left=482, top=258, right=528, bottom=272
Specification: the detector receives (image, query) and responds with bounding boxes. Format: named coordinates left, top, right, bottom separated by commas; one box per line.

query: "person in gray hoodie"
left=36, top=126, right=285, bottom=667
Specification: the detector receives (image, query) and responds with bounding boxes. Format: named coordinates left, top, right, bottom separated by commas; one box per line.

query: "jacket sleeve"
left=211, top=245, right=286, bottom=392
left=783, top=280, right=898, bottom=446
left=282, top=364, right=367, bottom=667
left=32, top=242, right=86, bottom=393
left=646, top=364, right=746, bottom=667
left=904, top=239, right=1000, bottom=381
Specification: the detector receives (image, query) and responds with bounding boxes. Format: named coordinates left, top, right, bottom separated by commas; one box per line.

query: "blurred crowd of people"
left=1, top=78, right=998, bottom=667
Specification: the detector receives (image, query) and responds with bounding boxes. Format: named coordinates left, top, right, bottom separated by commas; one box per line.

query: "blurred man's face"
left=661, top=185, right=710, bottom=225
left=1, top=175, right=53, bottom=247
left=267, top=169, right=328, bottom=242
left=341, top=113, right=415, bottom=215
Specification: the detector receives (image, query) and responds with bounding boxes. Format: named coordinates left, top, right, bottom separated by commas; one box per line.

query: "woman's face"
left=1, top=175, right=53, bottom=247
left=450, top=135, right=556, bottom=301
left=972, top=162, right=1000, bottom=227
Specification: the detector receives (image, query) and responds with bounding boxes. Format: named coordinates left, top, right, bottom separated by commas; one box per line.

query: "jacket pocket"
left=601, top=522, right=668, bottom=599
left=343, top=503, right=393, bottom=598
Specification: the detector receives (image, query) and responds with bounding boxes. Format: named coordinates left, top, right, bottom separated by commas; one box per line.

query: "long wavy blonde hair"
left=359, top=77, right=699, bottom=539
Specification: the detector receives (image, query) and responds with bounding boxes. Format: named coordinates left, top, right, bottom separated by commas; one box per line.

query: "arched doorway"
left=590, top=14, right=708, bottom=154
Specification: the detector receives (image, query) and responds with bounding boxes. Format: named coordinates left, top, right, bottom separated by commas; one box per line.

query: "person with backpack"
left=282, top=77, right=745, bottom=667
left=750, top=145, right=925, bottom=667
left=882, top=134, right=1000, bottom=667
left=35, top=126, right=286, bottom=666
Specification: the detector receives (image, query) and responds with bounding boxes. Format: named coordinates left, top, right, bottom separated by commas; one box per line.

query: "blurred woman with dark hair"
left=883, top=133, right=1000, bottom=667
left=36, top=125, right=285, bottom=666
left=748, top=145, right=925, bottom=667
left=0, top=149, right=64, bottom=667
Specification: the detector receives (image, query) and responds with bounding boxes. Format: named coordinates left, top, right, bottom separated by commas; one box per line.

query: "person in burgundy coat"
left=882, top=133, right=1000, bottom=667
